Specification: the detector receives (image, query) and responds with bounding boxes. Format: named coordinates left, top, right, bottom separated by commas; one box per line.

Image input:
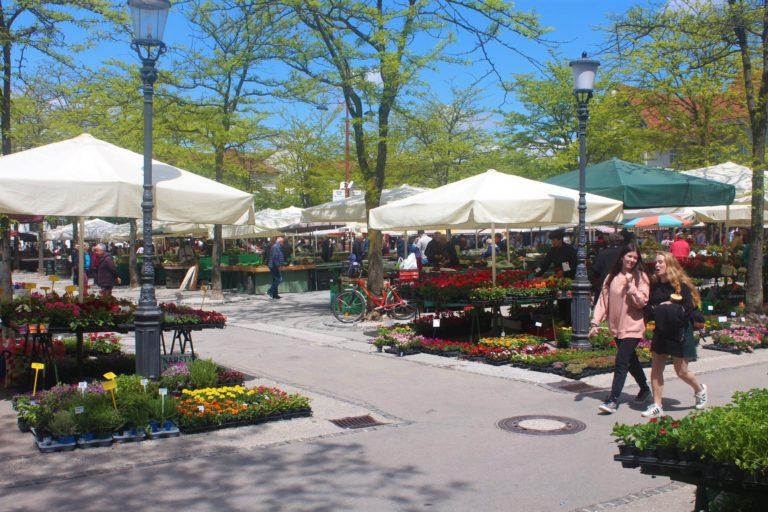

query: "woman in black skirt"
left=641, top=252, right=708, bottom=418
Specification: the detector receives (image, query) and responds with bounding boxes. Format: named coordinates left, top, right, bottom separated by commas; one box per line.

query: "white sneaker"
left=641, top=403, right=663, bottom=418
left=695, top=384, right=708, bottom=410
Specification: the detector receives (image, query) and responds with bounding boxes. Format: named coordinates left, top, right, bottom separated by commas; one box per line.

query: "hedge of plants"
left=0, top=292, right=226, bottom=332
left=12, top=361, right=311, bottom=452
left=372, top=325, right=650, bottom=379
left=612, top=388, right=768, bottom=479
left=412, top=270, right=570, bottom=304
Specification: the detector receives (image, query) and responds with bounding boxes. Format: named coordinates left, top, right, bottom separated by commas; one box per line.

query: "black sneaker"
left=634, top=388, right=652, bottom=404
left=598, top=400, right=618, bottom=414
left=273, top=294, right=282, bottom=300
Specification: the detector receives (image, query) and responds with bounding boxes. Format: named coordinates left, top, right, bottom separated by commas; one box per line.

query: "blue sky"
left=26, top=1, right=645, bottom=127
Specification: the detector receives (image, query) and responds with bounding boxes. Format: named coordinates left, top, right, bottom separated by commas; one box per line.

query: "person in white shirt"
left=416, top=232, right=432, bottom=262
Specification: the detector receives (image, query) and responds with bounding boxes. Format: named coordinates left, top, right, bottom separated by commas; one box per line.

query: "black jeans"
left=609, top=337, right=649, bottom=402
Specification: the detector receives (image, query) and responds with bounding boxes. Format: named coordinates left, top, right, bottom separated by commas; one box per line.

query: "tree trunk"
left=211, top=147, right=224, bottom=299
left=37, top=222, right=44, bottom=273
left=0, top=217, right=11, bottom=301
left=746, top=151, right=765, bottom=313
left=12, top=222, right=19, bottom=270
left=2, top=41, right=10, bottom=155
left=211, top=224, right=223, bottom=299
left=129, top=219, right=139, bottom=287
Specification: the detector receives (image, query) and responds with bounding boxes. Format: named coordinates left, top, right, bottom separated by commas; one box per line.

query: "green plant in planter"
left=611, top=423, right=635, bottom=447
left=49, top=410, right=78, bottom=439
left=188, top=358, right=219, bottom=389
left=148, top=395, right=178, bottom=424
left=120, top=393, right=151, bottom=431
left=116, top=374, right=159, bottom=399
left=75, top=402, right=123, bottom=437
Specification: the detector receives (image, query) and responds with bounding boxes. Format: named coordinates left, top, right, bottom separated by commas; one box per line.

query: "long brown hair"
left=654, top=252, right=701, bottom=307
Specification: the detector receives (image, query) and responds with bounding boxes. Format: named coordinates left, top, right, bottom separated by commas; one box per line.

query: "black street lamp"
left=569, top=52, right=599, bottom=351
left=128, top=0, right=170, bottom=378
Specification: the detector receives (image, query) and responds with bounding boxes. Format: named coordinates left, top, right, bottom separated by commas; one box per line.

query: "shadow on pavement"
left=1, top=439, right=471, bottom=512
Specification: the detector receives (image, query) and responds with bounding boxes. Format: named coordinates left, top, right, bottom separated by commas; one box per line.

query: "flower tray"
left=77, top=434, right=114, bottom=449
left=34, top=434, right=77, bottom=453
left=482, top=358, right=510, bottom=366
left=179, top=409, right=313, bottom=435
left=17, top=418, right=31, bottom=433
left=148, top=420, right=180, bottom=439
left=113, top=429, right=147, bottom=443
left=702, top=343, right=745, bottom=354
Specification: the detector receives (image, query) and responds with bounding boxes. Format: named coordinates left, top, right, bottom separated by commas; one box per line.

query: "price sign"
left=158, top=388, right=168, bottom=396
left=432, top=319, right=441, bottom=328
left=562, top=262, right=571, bottom=272
left=102, top=380, right=116, bottom=391
left=741, top=317, right=746, bottom=322
left=730, top=312, right=737, bottom=317
left=707, top=305, right=714, bottom=311
left=31, top=362, right=45, bottom=370
left=103, top=372, right=117, bottom=380
left=197, top=405, right=205, bottom=412
left=535, top=322, right=543, bottom=328
left=74, top=406, right=85, bottom=414
left=140, top=378, right=148, bottom=391
left=78, top=382, right=88, bottom=394
left=718, top=316, right=728, bottom=323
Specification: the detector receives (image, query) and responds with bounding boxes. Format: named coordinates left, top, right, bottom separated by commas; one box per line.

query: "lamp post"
left=318, top=98, right=351, bottom=197
left=128, top=0, right=170, bottom=378
left=569, top=52, right=599, bottom=351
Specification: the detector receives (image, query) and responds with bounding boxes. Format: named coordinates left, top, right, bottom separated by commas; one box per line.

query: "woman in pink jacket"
left=590, top=244, right=652, bottom=414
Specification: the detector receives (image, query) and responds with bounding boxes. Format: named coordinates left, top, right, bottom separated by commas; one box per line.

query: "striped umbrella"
left=624, top=214, right=694, bottom=228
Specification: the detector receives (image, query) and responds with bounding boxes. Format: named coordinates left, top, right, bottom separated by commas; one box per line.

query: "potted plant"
left=148, top=394, right=180, bottom=439
left=74, top=398, right=123, bottom=448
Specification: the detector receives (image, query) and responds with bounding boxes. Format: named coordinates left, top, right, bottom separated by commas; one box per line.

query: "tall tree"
left=396, top=87, right=488, bottom=187
left=172, top=0, right=276, bottom=298
left=279, top=0, right=546, bottom=291
left=613, top=0, right=766, bottom=313
left=0, top=1, right=116, bottom=301
left=501, top=59, right=654, bottom=179
left=273, top=110, right=349, bottom=207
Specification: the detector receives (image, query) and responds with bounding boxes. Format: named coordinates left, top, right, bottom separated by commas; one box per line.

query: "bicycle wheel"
left=332, top=290, right=367, bottom=323
left=386, top=290, right=418, bottom=321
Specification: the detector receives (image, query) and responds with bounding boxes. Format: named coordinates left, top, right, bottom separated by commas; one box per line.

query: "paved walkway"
left=3, top=274, right=767, bottom=511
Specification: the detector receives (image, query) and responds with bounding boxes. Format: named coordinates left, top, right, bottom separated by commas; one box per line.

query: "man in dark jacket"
left=321, top=237, right=334, bottom=263
left=536, top=230, right=577, bottom=278
left=93, top=244, right=119, bottom=296
left=591, top=232, right=623, bottom=304
left=268, top=237, right=286, bottom=299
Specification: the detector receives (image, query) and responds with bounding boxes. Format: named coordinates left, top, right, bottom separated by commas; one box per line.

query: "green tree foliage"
left=501, top=59, right=654, bottom=179
left=612, top=4, right=748, bottom=169
left=394, top=87, right=488, bottom=187
left=277, top=0, right=547, bottom=291
left=612, top=0, right=765, bottom=313
left=272, top=110, right=351, bottom=207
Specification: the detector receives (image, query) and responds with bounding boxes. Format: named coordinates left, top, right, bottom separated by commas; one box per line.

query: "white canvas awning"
left=0, top=134, right=254, bottom=224
left=369, top=169, right=623, bottom=231
left=45, top=219, right=128, bottom=241
left=683, top=162, right=753, bottom=197
left=692, top=205, right=768, bottom=227
left=220, top=206, right=304, bottom=239
left=301, top=184, right=428, bottom=223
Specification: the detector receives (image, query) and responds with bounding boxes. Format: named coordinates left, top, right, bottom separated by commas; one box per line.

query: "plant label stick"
left=433, top=319, right=440, bottom=328
left=140, top=378, right=148, bottom=392
left=103, top=372, right=117, bottom=380
left=30, top=362, right=44, bottom=396
left=74, top=406, right=84, bottom=414
left=78, top=381, right=88, bottom=395
left=102, top=379, right=117, bottom=409
left=159, top=388, right=168, bottom=418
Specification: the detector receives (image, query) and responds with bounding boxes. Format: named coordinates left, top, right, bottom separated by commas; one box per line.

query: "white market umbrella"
left=220, top=206, right=304, bottom=239
left=683, top=162, right=754, bottom=197
left=0, top=133, right=254, bottom=224
left=692, top=205, right=768, bottom=227
left=369, top=169, right=623, bottom=231
left=301, top=184, right=428, bottom=223
left=369, top=170, right=623, bottom=285
left=45, top=219, right=128, bottom=241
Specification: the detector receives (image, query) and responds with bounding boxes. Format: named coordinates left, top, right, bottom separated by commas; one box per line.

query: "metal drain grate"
left=497, top=415, right=587, bottom=436
left=330, top=414, right=385, bottom=429
left=554, top=380, right=604, bottom=394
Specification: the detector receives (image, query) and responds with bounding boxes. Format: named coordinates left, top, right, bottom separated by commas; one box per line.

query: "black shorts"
left=651, top=335, right=685, bottom=359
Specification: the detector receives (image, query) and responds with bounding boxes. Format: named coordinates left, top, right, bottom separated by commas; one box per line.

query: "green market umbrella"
left=545, top=158, right=735, bottom=209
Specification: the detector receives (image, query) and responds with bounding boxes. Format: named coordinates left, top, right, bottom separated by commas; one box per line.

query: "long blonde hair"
left=654, top=252, right=701, bottom=307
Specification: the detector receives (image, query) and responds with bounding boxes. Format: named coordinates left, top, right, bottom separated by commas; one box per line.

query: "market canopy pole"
left=491, top=223, right=497, bottom=286
left=37, top=222, right=44, bottom=274
left=78, top=217, right=85, bottom=303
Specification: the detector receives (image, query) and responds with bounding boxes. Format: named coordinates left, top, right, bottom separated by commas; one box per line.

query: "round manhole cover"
left=497, top=415, right=586, bottom=436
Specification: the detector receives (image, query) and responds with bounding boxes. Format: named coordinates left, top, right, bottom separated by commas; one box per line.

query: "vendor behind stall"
left=535, top=230, right=577, bottom=279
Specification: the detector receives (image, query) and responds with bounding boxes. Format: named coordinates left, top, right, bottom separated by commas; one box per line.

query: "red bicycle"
left=331, top=277, right=417, bottom=323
